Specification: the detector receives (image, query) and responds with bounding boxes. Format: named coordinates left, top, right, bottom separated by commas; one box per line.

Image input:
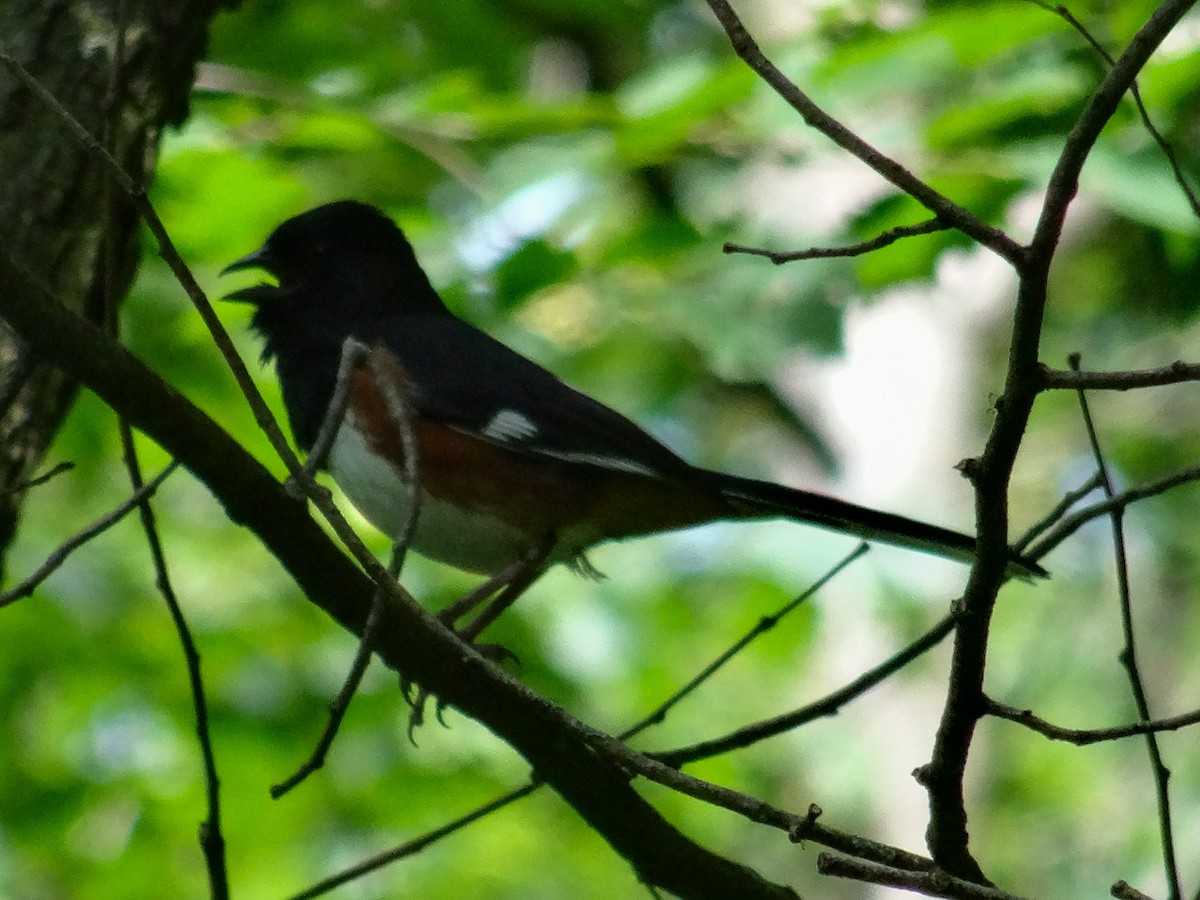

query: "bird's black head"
left=222, top=200, right=443, bottom=313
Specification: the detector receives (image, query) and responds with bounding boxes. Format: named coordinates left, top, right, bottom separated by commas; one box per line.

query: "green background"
left=3, top=0, right=1200, bottom=897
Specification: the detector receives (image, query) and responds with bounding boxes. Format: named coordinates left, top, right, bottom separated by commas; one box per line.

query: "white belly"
left=325, top=423, right=535, bottom=574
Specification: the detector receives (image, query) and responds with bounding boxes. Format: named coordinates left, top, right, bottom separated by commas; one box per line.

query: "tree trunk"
left=0, top=0, right=231, bottom=568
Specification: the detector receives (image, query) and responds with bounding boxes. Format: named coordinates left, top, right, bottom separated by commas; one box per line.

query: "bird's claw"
left=399, top=635, right=518, bottom=740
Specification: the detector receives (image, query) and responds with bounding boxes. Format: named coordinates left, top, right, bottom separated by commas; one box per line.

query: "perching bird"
left=224, top=200, right=1043, bottom=636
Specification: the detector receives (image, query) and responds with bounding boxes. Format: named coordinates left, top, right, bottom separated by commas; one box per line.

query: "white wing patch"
left=479, top=408, right=660, bottom=477
left=482, top=408, right=539, bottom=442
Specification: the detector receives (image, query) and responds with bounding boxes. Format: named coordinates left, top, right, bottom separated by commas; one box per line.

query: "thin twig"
left=272, top=344, right=424, bottom=797
left=283, top=338, right=368, bottom=496
left=0, top=461, right=179, bottom=608
left=1113, top=880, right=1161, bottom=900
left=96, top=13, right=228, bottom=888
left=1014, top=471, right=1103, bottom=552
left=1040, top=360, right=1200, bottom=391
left=0, top=461, right=75, bottom=498
left=817, top=853, right=1030, bottom=899
left=620, top=543, right=868, bottom=740
left=1070, top=353, right=1181, bottom=899
left=724, top=218, right=949, bottom=264
left=1026, top=0, right=1197, bottom=263
left=986, top=696, right=1200, bottom=745
left=656, top=610, right=956, bottom=767
left=121, top=429, right=228, bottom=896
left=1025, top=0, right=1200, bottom=219
left=620, top=738, right=938, bottom=873
left=286, top=782, right=540, bottom=900
left=1023, top=461, right=1200, bottom=561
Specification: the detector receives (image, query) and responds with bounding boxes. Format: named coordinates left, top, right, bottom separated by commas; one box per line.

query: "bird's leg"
left=435, top=556, right=532, bottom=629
left=285, top=336, right=371, bottom=498
left=456, top=559, right=545, bottom=644
left=405, top=542, right=551, bottom=738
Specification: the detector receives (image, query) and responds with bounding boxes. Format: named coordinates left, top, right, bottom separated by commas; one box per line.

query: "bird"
left=223, top=200, right=1044, bottom=640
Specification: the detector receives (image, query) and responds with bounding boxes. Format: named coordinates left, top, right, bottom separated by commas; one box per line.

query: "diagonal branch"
left=817, top=853, right=1030, bottom=900
left=1023, top=462, right=1200, bottom=561
left=656, top=611, right=956, bottom=767
left=1026, top=0, right=1198, bottom=263
left=701, top=0, right=1025, bottom=265
left=1026, top=0, right=1200, bottom=219
left=0, top=460, right=179, bottom=607
left=622, top=543, right=867, bottom=740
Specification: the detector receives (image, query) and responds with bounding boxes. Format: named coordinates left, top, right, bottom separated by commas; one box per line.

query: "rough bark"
left=0, top=0, right=232, bottom=569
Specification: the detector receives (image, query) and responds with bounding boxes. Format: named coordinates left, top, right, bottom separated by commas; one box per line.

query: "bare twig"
left=95, top=12, right=228, bottom=887
left=1069, top=354, right=1181, bottom=898
left=1040, top=360, right=1200, bottom=391
left=273, top=344, right=424, bottom=798
left=1023, top=462, right=1200, bottom=561
left=0, top=461, right=75, bottom=498
left=1027, top=0, right=1197, bottom=263
left=0, top=461, right=179, bottom=608
left=622, top=741, right=935, bottom=872
left=724, top=218, right=949, bottom=264
left=986, top=696, right=1200, bottom=744
left=701, top=0, right=1024, bottom=264
left=270, top=593, right=388, bottom=800
left=1113, top=880, right=1160, bottom=900
left=656, top=610, right=956, bottom=767
left=121, top=430, right=228, bottom=897
left=621, top=543, right=868, bottom=740
left=817, top=853, right=1030, bottom=900
left=1025, top=0, right=1200, bottom=219
left=1014, top=471, right=1103, bottom=552
left=286, top=782, right=540, bottom=900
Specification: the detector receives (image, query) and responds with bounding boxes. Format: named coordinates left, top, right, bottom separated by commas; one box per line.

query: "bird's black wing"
left=379, top=312, right=694, bottom=480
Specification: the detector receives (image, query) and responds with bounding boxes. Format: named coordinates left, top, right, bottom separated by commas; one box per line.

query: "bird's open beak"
left=221, top=246, right=278, bottom=303
left=221, top=245, right=272, bottom=276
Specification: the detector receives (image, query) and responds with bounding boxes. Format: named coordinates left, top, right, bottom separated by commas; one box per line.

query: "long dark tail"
left=712, top=472, right=1046, bottom=581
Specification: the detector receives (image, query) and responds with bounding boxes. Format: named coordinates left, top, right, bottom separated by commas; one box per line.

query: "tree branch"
left=1026, top=0, right=1198, bottom=263
left=1070, top=355, right=1181, bottom=897
left=1040, top=361, right=1200, bottom=391
left=986, top=697, right=1200, bottom=745
left=724, top=218, right=950, bottom=264
left=1023, top=462, right=1200, bottom=561
left=817, top=853, right=1031, bottom=900
left=0, top=460, right=178, bottom=607
left=701, top=0, right=1025, bottom=264
left=622, top=543, right=867, bottom=740
left=656, top=611, right=956, bottom=767
left=920, top=0, right=1194, bottom=879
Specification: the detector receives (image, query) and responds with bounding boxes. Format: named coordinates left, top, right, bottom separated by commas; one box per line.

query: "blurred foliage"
left=3, top=0, right=1200, bottom=898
